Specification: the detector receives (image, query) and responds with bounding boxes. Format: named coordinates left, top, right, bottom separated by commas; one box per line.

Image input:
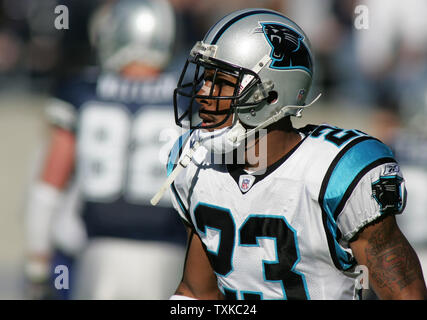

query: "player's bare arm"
left=41, top=127, right=75, bottom=189
left=350, top=214, right=427, bottom=299
left=28, top=126, right=75, bottom=262
left=25, top=126, right=76, bottom=299
left=174, top=226, right=224, bottom=299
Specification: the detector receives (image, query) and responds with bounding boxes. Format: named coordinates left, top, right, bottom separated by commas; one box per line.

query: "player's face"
left=196, top=69, right=238, bottom=131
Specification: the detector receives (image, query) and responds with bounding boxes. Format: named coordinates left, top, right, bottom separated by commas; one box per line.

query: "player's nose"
left=196, top=82, right=214, bottom=107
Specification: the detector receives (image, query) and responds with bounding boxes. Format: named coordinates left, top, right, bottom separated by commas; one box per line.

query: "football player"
left=25, top=0, right=187, bottom=299
left=152, top=8, right=427, bottom=299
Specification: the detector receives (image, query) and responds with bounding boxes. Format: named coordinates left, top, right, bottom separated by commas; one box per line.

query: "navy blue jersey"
left=50, top=68, right=186, bottom=245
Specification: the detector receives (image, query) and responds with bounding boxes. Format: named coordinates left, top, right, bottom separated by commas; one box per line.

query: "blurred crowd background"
left=1, top=0, right=427, bottom=299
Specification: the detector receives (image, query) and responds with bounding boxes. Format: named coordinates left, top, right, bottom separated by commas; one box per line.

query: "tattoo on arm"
left=364, top=222, right=422, bottom=293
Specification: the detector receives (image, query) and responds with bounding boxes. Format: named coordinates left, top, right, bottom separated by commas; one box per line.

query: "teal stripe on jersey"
left=167, top=130, right=192, bottom=176
left=324, top=139, right=394, bottom=218
left=322, top=138, right=394, bottom=269
left=167, top=130, right=193, bottom=225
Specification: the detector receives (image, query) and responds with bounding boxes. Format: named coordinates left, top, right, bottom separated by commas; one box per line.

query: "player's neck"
left=243, top=119, right=301, bottom=172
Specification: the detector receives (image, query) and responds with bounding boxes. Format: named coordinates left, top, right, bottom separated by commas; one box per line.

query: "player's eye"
left=217, top=78, right=235, bottom=88
left=204, top=75, right=234, bottom=88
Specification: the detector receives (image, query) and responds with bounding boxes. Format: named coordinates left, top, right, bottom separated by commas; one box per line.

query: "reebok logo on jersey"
left=239, top=175, right=256, bottom=193
left=383, top=163, right=400, bottom=175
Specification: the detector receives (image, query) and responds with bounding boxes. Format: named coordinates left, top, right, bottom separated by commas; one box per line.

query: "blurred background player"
left=24, top=0, right=188, bottom=299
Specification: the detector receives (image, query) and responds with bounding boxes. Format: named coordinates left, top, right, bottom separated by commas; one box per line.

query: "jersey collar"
left=226, top=129, right=308, bottom=194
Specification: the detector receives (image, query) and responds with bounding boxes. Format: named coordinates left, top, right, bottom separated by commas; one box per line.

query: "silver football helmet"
left=89, top=0, right=176, bottom=71
left=174, top=8, right=315, bottom=130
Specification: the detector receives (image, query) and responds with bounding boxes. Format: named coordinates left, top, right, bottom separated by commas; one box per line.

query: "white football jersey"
left=168, top=124, right=406, bottom=300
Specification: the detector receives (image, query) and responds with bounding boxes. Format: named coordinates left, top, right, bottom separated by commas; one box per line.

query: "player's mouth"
left=201, top=120, right=215, bottom=127
left=199, top=113, right=217, bottom=127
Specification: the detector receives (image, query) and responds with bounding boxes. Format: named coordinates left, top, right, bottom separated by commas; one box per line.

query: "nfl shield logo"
left=242, top=178, right=250, bottom=189
left=239, top=175, right=256, bottom=193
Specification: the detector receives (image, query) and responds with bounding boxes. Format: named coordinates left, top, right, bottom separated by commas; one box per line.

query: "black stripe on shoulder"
left=318, top=136, right=375, bottom=271
left=319, top=136, right=376, bottom=204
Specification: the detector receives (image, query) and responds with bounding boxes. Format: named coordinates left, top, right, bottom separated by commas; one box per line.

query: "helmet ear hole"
left=267, top=91, right=278, bottom=104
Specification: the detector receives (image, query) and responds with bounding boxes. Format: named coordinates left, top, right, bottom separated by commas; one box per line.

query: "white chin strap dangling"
left=150, top=121, right=245, bottom=206
left=150, top=139, right=200, bottom=206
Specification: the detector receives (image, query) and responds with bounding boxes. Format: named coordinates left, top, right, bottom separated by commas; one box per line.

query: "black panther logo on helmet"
left=259, top=22, right=313, bottom=74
